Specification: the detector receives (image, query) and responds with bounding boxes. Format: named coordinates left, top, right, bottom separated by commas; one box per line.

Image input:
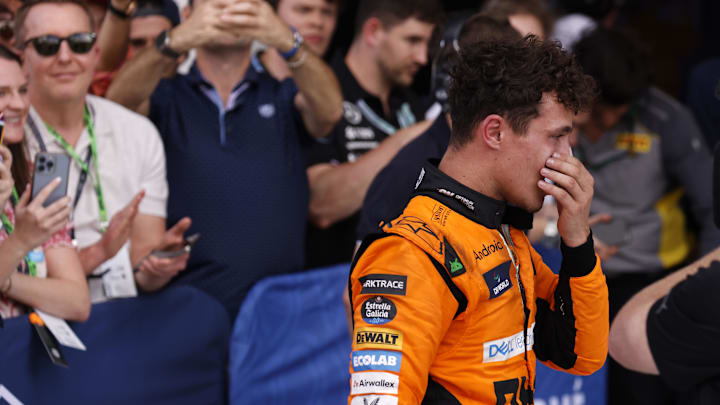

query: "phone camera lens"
left=46, top=161, right=54, bottom=169
left=38, top=165, right=45, bottom=172
left=38, top=156, right=46, bottom=164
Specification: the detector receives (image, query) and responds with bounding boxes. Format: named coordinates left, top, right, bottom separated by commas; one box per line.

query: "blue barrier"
left=535, top=361, right=607, bottom=405
left=230, top=265, right=352, bottom=405
left=0, top=286, right=230, bottom=405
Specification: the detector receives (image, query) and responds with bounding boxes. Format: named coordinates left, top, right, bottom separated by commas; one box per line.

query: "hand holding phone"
left=32, top=152, right=70, bottom=208
left=150, top=233, right=200, bottom=258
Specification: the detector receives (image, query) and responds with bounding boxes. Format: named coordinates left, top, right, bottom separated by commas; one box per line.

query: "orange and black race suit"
left=348, top=162, right=609, bottom=405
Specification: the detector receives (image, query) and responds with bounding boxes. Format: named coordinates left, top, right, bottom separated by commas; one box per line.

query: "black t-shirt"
left=356, top=116, right=451, bottom=240
left=646, top=260, right=720, bottom=404
left=304, top=53, right=433, bottom=269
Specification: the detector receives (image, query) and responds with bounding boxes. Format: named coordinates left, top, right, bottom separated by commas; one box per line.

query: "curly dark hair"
left=573, top=27, right=651, bottom=106
left=448, top=36, right=596, bottom=147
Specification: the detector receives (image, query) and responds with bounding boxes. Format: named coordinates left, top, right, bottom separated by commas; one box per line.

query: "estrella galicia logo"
left=360, top=274, right=407, bottom=296
left=443, top=238, right=466, bottom=277
left=362, top=296, right=397, bottom=325
left=482, top=261, right=512, bottom=299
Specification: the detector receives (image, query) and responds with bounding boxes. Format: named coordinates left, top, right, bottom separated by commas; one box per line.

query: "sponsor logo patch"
left=352, top=350, right=402, bottom=372
left=482, top=261, right=513, bottom=299
left=395, top=216, right=443, bottom=255
left=615, top=133, right=652, bottom=154
left=258, top=103, right=275, bottom=118
left=437, top=188, right=475, bottom=211
left=361, top=296, right=397, bottom=325
left=443, top=238, right=466, bottom=277
left=414, top=167, right=425, bottom=190
left=343, top=101, right=363, bottom=125
left=483, top=323, right=535, bottom=363
left=351, top=372, right=399, bottom=395
left=360, top=274, right=407, bottom=296
left=473, top=240, right=505, bottom=262
left=355, top=327, right=403, bottom=350
left=431, top=203, right=450, bottom=226
left=350, top=394, right=399, bottom=405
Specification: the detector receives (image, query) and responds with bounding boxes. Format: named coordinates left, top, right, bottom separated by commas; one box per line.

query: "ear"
left=478, top=114, right=504, bottom=150
left=361, top=17, right=385, bottom=48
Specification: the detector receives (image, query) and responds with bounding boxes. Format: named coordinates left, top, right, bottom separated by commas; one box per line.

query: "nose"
left=7, top=89, right=26, bottom=111
left=56, top=39, right=72, bottom=62
left=415, top=43, right=428, bottom=66
left=309, top=11, right=324, bottom=28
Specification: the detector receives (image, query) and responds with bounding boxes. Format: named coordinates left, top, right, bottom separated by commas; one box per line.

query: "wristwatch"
left=279, top=27, right=303, bottom=61
left=155, top=30, right=181, bottom=59
left=107, top=0, right=135, bottom=19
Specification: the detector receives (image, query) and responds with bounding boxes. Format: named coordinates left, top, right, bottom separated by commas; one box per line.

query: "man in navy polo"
left=106, top=0, right=342, bottom=315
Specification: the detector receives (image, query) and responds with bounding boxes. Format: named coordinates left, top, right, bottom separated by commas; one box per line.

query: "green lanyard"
left=1, top=188, right=37, bottom=276
left=45, top=106, right=109, bottom=232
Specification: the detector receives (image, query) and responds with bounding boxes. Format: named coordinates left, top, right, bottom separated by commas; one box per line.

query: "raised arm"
left=106, top=0, right=230, bottom=114
left=95, top=0, right=133, bottom=72
left=308, top=119, right=432, bottom=228
left=217, top=0, right=342, bottom=138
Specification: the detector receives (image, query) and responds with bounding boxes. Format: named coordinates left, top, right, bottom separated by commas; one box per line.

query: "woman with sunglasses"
left=0, top=45, right=90, bottom=322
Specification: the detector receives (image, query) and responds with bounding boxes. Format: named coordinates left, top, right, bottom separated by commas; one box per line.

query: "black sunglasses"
left=23, top=32, right=96, bottom=56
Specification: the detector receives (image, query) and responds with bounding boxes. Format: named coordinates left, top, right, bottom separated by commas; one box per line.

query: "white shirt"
left=24, top=95, right=168, bottom=250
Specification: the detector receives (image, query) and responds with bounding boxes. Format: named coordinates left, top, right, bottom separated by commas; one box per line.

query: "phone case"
left=32, top=152, right=71, bottom=208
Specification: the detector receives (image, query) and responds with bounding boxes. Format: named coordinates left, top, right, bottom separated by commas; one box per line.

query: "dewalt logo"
left=355, top=327, right=403, bottom=350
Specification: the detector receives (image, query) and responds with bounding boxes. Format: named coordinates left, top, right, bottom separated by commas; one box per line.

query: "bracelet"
left=1, top=273, right=12, bottom=297
left=287, top=47, right=308, bottom=70
left=279, top=27, right=303, bottom=60
left=107, top=0, right=135, bottom=19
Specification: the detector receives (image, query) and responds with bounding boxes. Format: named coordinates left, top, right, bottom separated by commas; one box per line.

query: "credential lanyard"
left=30, top=106, right=108, bottom=232
left=1, top=188, right=38, bottom=276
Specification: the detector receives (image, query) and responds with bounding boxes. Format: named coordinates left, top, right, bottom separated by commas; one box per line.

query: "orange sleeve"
left=532, top=238, right=609, bottom=375
left=348, top=236, right=458, bottom=404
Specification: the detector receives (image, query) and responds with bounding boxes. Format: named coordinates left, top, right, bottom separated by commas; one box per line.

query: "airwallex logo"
left=483, top=323, right=535, bottom=363
left=351, top=372, right=399, bottom=395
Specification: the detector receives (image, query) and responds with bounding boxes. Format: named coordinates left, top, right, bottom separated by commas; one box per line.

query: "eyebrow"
left=550, top=126, right=573, bottom=136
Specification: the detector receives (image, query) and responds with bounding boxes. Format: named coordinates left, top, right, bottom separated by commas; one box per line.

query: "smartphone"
left=31, top=152, right=70, bottom=208
left=591, top=218, right=631, bottom=246
left=150, top=233, right=201, bottom=258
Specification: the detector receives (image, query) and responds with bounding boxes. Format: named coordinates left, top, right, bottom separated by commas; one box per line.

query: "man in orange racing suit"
left=348, top=37, right=608, bottom=405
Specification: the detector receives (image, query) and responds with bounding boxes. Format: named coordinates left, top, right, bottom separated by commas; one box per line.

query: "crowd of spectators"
left=0, top=0, right=718, bottom=403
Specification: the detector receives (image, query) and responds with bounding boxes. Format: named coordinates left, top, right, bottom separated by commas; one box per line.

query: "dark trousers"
left=607, top=272, right=682, bottom=405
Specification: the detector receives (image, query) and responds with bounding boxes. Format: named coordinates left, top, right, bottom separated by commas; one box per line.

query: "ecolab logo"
left=474, top=241, right=504, bottom=262
left=482, top=323, right=535, bottom=363
left=351, top=372, right=399, bottom=395
left=352, top=350, right=402, bottom=372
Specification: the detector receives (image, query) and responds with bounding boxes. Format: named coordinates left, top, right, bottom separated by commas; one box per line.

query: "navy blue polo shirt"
left=149, top=62, right=310, bottom=316
left=356, top=115, right=451, bottom=240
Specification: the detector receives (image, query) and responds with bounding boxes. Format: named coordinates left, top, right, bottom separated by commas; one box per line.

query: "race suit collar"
left=413, top=159, right=534, bottom=230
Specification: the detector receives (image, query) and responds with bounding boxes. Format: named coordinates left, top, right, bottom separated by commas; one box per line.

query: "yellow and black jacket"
left=348, top=162, right=609, bottom=405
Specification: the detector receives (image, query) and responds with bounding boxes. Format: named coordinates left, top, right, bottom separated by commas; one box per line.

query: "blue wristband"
left=280, top=27, right=303, bottom=60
